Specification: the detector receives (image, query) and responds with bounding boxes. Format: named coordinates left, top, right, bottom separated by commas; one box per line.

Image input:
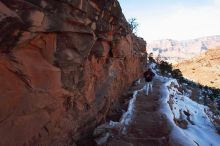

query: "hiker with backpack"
left=144, top=68, right=155, bottom=95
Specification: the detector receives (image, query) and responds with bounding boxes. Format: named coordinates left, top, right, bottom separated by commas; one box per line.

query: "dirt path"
left=106, top=79, right=171, bottom=146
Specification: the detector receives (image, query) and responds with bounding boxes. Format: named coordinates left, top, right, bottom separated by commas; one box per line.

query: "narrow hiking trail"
left=93, top=65, right=220, bottom=146
left=105, top=79, right=171, bottom=146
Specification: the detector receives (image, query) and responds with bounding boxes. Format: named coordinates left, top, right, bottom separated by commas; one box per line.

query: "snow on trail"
left=120, top=90, right=138, bottom=134
left=157, top=74, right=220, bottom=146
left=94, top=62, right=220, bottom=145
left=120, top=91, right=138, bottom=126
left=93, top=80, right=145, bottom=145
left=149, top=62, right=220, bottom=146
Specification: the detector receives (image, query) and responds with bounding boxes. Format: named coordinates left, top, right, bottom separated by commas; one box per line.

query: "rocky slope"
left=0, top=0, right=147, bottom=145
left=148, top=35, right=220, bottom=63
left=174, top=48, right=220, bottom=88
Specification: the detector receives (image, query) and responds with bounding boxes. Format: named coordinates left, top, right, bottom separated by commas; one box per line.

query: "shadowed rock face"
left=0, top=0, right=147, bottom=145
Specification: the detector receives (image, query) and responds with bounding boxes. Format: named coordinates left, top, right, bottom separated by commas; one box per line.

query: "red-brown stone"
left=0, top=0, right=147, bottom=145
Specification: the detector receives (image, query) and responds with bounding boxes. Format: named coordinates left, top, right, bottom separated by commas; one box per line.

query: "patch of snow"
left=137, top=79, right=141, bottom=84
left=94, top=132, right=110, bottom=145
left=93, top=121, right=123, bottom=145
left=120, top=91, right=138, bottom=125
left=93, top=79, right=145, bottom=144
left=160, top=79, right=198, bottom=146
left=120, top=90, right=139, bottom=134
left=159, top=76, right=220, bottom=146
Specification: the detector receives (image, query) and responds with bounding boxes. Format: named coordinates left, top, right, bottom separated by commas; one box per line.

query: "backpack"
left=144, top=71, right=155, bottom=82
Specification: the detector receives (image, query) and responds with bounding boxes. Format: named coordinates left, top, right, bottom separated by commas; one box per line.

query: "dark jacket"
left=144, top=69, right=155, bottom=82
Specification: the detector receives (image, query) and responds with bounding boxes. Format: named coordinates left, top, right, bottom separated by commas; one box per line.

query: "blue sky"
left=118, top=0, right=220, bottom=42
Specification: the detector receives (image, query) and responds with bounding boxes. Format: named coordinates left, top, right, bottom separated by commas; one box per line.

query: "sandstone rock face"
left=0, top=0, right=146, bottom=145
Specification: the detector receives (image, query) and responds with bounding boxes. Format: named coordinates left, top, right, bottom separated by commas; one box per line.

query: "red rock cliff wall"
left=0, top=0, right=147, bottom=145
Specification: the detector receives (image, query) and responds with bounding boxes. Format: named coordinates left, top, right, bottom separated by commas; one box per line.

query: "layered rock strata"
left=0, top=0, right=146, bottom=145
left=148, top=36, right=220, bottom=63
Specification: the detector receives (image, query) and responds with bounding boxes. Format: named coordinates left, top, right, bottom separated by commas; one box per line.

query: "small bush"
left=158, top=61, right=173, bottom=75
left=171, top=69, right=183, bottom=78
left=128, top=18, right=138, bottom=34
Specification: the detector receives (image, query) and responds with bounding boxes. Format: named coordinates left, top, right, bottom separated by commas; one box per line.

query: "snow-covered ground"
left=148, top=61, right=220, bottom=146
left=158, top=74, right=220, bottom=146
left=93, top=63, right=220, bottom=145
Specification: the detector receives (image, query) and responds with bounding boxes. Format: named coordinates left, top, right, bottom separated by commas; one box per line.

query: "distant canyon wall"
left=0, top=0, right=147, bottom=145
left=148, top=36, right=220, bottom=63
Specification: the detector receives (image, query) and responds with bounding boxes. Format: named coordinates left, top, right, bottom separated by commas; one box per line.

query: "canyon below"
left=148, top=36, right=220, bottom=89
left=175, top=48, right=220, bottom=89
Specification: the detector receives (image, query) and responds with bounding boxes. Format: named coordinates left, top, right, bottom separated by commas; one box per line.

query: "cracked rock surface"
left=0, top=0, right=147, bottom=145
